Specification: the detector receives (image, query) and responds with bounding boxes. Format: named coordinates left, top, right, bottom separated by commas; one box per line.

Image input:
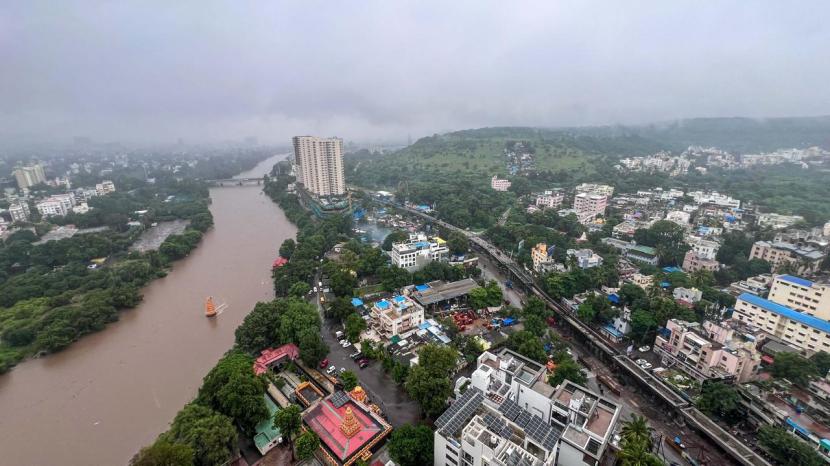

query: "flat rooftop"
left=412, top=278, right=477, bottom=306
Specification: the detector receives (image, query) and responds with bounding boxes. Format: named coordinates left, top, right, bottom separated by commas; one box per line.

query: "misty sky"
left=2, top=1, right=829, bottom=146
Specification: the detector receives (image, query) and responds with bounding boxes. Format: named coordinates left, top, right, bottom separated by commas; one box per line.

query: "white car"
left=341, top=340, right=351, bottom=348
left=635, top=359, right=648, bottom=366
left=641, top=362, right=653, bottom=370
left=326, top=365, right=336, bottom=375
left=638, top=346, right=651, bottom=353
left=339, top=367, right=347, bottom=374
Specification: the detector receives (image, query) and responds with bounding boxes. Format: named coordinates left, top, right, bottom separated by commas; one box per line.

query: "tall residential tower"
left=292, top=136, right=345, bottom=197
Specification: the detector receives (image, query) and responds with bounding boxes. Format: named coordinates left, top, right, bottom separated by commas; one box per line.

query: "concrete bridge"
left=206, top=177, right=265, bottom=186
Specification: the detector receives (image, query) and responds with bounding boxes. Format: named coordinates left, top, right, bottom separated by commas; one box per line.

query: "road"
left=312, top=269, right=421, bottom=427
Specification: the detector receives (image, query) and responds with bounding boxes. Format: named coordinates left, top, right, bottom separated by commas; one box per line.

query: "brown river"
left=0, top=154, right=295, bottom=466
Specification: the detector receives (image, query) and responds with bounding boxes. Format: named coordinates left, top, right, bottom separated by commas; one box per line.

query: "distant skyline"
left=2, top=1, right=829, bottom=147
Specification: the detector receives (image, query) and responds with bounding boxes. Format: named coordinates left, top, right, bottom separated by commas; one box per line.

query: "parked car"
left=319, top=358, right=329, bottom=369
left=335, top=331, right=344, bottom=340
left=641, top=362, right=653, bottom=370
left=349, top=351, right=362, bottom=360
left=326, top=365, right=336, bottom=375
left=341, top=340, right=351, bottom=348
left=358, top=359, right=369, bottom=369
left=638, top=345, right=651, bottom=353
left=339, top=367, right=347, bottom=374
left=635, top=359, right=648, bottom=366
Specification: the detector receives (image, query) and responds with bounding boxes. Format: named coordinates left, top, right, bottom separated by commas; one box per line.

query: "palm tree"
left=620, top=414, right=654, bottom=450
left=617, top=438, right=663, bottom=466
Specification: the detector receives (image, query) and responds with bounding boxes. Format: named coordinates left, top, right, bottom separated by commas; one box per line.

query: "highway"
left=370, top=195, right=771, bottom=466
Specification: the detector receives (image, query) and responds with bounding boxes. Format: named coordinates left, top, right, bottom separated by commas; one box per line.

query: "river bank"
left=0, top=153, right=295, bottom=466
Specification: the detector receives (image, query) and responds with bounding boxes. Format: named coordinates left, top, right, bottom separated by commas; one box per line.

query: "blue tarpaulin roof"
left=663, top=266, right=683, bottom=273
left=415, top=284, right=431, bottom=292
left=376, top=300, right=390, bottom=310
left=351, top=298, right=364, bottom=307
left=660, top=281, right=671, bottom=288
left=608, top=293, right=620, bottom=304
left=393, top=295, right=406, bottom=303
left=602, top=324, right=624, bottom=338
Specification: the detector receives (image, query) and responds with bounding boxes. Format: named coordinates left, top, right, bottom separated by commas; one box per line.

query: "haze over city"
left=2, top=1, right=829, bottom=146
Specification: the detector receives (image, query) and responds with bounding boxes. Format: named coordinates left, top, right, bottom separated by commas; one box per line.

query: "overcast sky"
left=1, top=1, right=829, bottom=146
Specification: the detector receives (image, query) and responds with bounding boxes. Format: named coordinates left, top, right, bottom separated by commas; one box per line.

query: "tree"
left=617, top=439, right=663, bottom=466
left=629, top=309, right=659, bottom=344
left=279, top=238, right=296, bottom=259
left=130, top=438, right=193, bottom=466
left=345, top=312, right=367, bottom=343
left=548, top=354, right=586, bottom=387
left=619, top=283, right=647, bottom=308
left=274, top=405, right=303, bottom=461
left=327, top=296, right=354, bottom=321
left=524, top=314, right=546, bottom=337
left=506, top=330, right=546, bottom=363
left=620, top=414, right=653, bottom=449
left=234, top=300, right=284, bottom=354
left=810, top=351, right=830, bottom=377
left=167, top=403, right=237, bottom=466
left=295, top=430, right=320, bottom=461
left=468, top=286, right=490, bottom=309
left=406, top=344, right=458, bottom=418
left=197, top=351, right=269, bottom=432
left=696, top=382, right=743, bottom=425
left=288, top=281, right=311, bottom=298
left=388, top=424, right=434, bottom=466
left=382, top=230, right=409, bottom=251
left=446, top=231, right=469, bottom=255
left=758, top=425, right=825, bottom=466
left=770, top=352, right=817, bottom=386
left=340, top=370, right=359, bottom=391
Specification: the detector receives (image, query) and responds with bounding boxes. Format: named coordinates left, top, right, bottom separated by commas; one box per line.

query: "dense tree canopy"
left=388, top=424, right=435, bottom=466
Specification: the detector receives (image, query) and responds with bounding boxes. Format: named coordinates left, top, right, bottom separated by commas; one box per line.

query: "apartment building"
left=682, top=250, right=720, bottom=273
left=627, top=273, right=653, bottom=290
left=654, top=319, right=762, bottom=382
left=390, top=233, right=449, bottom=272
left=292, top=136, right=345, bottom=196
left=13, top=164, right=46, bottom=190
left=749, top=241, right=824, bottom=275
left=8, top=203, right=30, bottom=223
left=36, top=199, right=67, bottom=217
left=601, top=238, right=659, bottom=266
left=767, top=275, right=830, bottom=320
left=370, top=295, right=424, bottom=340
left=757, top=213, right=805, bottom=230
left=688, top=191, right=741, bottom=209
left=536, top=190, right=564, bottom=209
left=491, top=176, right=511, bottom=192
left=573, top=193, right=607, bottom=223
left=575, top=183, right=614, bottom=197
left=686, top=236, right=720, bottom=260
left=733, top=293, right=830, bottom=354
left=665, top=210, right=691, bottom=226
left=95, top=180, right=116, bottom=195
left=673, top=287, right=703, bottom=304
left=436, top=349, right=620, bottom=466
left=566, top=248, right=603, bottom=269
left=532, top=243, right=556, bottom=273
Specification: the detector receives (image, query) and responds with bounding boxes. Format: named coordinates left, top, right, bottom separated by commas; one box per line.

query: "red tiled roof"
left=252, top=344, right=300, bottom=375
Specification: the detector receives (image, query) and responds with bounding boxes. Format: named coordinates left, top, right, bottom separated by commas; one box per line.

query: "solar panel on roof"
left=498, top=399, right=521, bottom=421
left=435, top=388, right=483, bottom=433
left=331, top=391, right=350, bottom=408
left=499, top=424, right=513, bottom=439
left=515, top=410, right=531, bottom=428
left=542, top=427, right=562, bottom=451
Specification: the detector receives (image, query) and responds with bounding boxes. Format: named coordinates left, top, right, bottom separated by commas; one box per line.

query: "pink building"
left=682, top=250, right=720, bottom=273
left=252, top=343, right=300, bottom=375
left=573, top=192, right=607, bottom=223
left=491, top=175, right=511, bottom=191
left=654, top=319, right=762, bottom=383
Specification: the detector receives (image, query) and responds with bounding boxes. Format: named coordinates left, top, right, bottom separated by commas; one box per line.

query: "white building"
left=688, top=191, right=741, bottom=209
left=686, top=236, right=720, bottom=260
left=665, top=210, right=691, bottom=227
left=767, top=275, right=830, bottom=320
left=390, top=233, right=449, bottom=272
left=757, top=213, right=805, bottom=230
left=8, top=203, right=30, bottom=223
left=673, top=287, right=703, bottom=304
left=566, top=248, right=603, bottom=269
left=436, top=348, right=621, bottom=466
left=575, top=183, right=614, bottom=197
left=536, top=190, right=564, bottom=209
left=491, top=176, right=511, bottom=192
left=36, top=199, right=68, bottom=217
left=292, top=136, right=345, bottom=196
left=370, top=295, right=425, bottom=340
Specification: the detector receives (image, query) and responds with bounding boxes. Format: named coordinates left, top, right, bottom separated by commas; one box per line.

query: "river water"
left=0, top=153, right=294, bottom=466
